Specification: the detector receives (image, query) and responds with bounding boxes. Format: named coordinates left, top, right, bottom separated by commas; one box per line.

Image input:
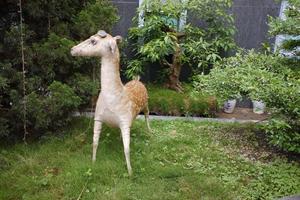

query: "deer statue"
left=71, top=30, right=150, bottom=176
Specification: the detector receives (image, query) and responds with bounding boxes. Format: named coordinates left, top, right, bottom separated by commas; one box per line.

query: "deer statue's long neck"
left=100, top=51, right=123, bottom=94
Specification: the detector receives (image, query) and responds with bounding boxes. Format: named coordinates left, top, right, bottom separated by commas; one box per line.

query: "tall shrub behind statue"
left=0, top=0, right=119, bottom=140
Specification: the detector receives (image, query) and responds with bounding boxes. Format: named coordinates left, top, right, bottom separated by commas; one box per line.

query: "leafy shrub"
left=0, top=118, right=9, bottom=138
left=263, top=118, right=300, bottom=153
left=193, top=63, right=243, bottom=104
left=193, top=50, right=300, bottom=153
left=148, top=85, right=216, bottom=117
left=68, top=73, right=99, bottom=109
left=25, top=81, right=81, bottom=134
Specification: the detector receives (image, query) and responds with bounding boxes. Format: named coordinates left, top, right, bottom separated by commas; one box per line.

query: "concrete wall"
left=111, top=0, right=281, bottom=49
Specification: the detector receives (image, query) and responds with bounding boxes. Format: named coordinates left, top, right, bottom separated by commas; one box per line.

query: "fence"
left=111, top=0, right=281, bottom=49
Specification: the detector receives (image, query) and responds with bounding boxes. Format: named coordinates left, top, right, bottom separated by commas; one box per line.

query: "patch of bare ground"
left=216, top=107, right=270, bottom=121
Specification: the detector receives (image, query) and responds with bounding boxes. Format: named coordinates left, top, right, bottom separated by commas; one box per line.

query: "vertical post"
left=274, top=0, right=288, bottom=52
left=138, top=0, right=144, bottom=27
left=178, top=0, right=187, bottom=31
left=19, top=0, right=28, bottom=143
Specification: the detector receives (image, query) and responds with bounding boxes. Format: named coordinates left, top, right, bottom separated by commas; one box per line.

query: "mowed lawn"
left=0, top=118, right=299, bottom=200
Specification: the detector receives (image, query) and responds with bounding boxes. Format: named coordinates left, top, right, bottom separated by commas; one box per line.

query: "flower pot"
left=252, top=100, right=265, bottom=114
left=223, top=99, right=237, bottom=113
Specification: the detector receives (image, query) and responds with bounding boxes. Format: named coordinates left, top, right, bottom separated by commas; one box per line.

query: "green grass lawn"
left=0, top=118, right=299, bottom=200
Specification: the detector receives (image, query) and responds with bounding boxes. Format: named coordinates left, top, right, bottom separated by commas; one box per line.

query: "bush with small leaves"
left=193, top=50, right=300, bottom=153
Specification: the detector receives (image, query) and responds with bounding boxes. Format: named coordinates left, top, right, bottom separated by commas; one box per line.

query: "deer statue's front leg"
left=120, top=124, right=132, bottom=176
left=92, top=120, right=102, bottom=162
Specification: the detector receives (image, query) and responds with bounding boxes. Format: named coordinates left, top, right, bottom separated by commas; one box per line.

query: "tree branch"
left=161, top=25, right=186, bottom=39
left=162, top=59, right=172, bottom=67
left=176, top=32, right=186, bottom=39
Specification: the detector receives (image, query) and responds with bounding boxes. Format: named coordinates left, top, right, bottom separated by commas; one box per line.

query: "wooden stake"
left=19, top=0, right=28, bottom=143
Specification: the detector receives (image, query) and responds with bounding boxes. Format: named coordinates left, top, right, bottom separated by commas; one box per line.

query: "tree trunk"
left=165, top=43, right=183, bottom=92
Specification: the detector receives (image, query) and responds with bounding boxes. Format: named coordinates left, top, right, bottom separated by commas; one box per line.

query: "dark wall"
left=111, top=0, right=281, bottom=50
left=111, top=0, right=139, bottom=37
left=233, top=0, right=280, bottom=49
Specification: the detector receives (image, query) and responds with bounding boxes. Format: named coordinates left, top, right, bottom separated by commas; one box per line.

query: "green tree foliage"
left=0, top=0, right=118, bottom=140
left=126, top=0, right=236, bottom=92
left=269, top=0, right=300, bottom=56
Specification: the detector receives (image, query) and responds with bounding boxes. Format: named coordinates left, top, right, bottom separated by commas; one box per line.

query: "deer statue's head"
left=71, top=30, right=122, bottom=57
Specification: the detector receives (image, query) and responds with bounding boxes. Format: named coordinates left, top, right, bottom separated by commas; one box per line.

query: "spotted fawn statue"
left=71, top=30, right=150, bottom=176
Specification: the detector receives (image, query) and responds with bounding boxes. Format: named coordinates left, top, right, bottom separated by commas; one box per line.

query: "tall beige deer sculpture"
left=71, top=30, right=150, bottom=176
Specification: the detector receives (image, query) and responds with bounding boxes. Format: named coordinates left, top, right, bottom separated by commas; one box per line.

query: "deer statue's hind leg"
left=120, top=124, right=132, bottom=176
left=92, top=120, right=102, bottom=162
left=143, top=104, right=151, bottom=132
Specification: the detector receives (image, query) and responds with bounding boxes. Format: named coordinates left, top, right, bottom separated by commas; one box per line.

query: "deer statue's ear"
left=114, top=35, right=123, bottom=44
left=109, top=36, right=122, bottom=54
left=109, top=40, right=117, bottom=54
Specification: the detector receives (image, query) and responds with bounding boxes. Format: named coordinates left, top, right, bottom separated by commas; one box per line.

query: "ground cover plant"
left=147, top=84, right=217, bottom=117
left=1, top=117, right=299, bottom=200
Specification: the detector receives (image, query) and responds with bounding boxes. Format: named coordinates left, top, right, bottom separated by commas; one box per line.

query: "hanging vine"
left=18, top=0, right=28, bottom=143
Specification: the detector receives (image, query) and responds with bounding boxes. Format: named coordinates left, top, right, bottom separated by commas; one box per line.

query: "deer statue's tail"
left=133, top=75, right=140, bottom=81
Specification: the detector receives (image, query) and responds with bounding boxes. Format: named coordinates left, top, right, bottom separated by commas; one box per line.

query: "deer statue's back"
left=125, top=80, right=149, bottom=118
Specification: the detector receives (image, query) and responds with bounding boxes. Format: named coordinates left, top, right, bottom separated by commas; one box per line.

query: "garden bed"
left=0, top=117, right=299, bottom=200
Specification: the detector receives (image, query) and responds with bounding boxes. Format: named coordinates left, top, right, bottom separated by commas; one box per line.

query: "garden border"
left=74, top=112, right=264, bottom=123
